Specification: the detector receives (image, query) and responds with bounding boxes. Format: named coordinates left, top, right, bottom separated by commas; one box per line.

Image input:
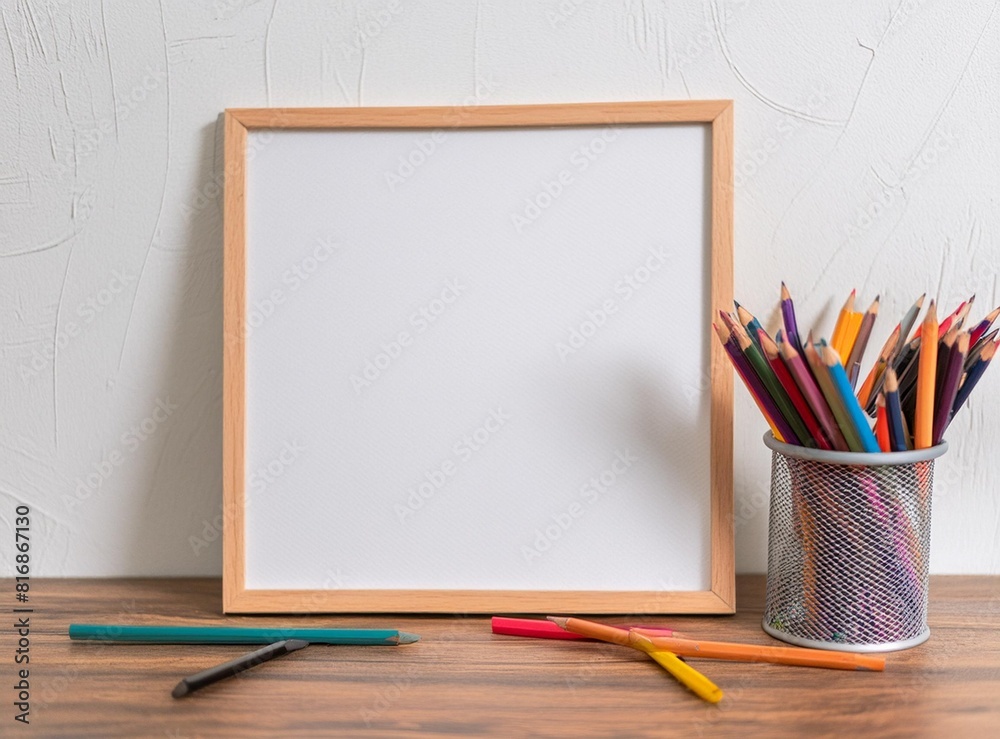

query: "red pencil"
left=875, top=394, right=891, bottom=452
left=759, top=330, right=831, bottom=449
left=491, top=617, right=677, bottom=640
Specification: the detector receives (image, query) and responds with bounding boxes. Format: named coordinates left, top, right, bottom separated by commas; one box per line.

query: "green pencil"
left=68, top=624, right=419, bottom=645
left=733, top=324, right=814, bottom=446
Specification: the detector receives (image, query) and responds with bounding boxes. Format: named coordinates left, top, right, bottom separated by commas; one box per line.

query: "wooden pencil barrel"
left=761, top=433, right=947, bottom=653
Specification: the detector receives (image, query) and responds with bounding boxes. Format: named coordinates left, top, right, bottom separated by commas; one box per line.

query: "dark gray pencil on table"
left=172, top=639, right=310, bottom=698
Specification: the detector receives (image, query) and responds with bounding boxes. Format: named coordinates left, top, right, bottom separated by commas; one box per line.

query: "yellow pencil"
left=831, top=290, right=858, bottom=362
left=631, top=633, right=724, bottom=704
left=914, top=300, right=939, bottom=448
left=547, top=618, right=723, bottom=704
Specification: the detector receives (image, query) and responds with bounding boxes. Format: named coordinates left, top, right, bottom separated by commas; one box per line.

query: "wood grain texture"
left=223, top=101, right=735, bottom=614
left=222, top=112, right=248, bottom=614
left=10, top=576, right=998, bottom=737
left=226, top=100, right=731, bottom=129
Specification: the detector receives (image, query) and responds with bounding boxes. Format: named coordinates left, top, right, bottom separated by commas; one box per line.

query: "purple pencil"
left=933, top=332, right=969, bottom=444
left=777, top=336, right=851, bottom=452
left=780, top=282, right=803, bottom=353
left=714, top=322, right=800, bottom=444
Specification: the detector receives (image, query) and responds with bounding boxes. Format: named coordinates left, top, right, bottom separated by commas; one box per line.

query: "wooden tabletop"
left=10, top=576, right=1000, bottom=736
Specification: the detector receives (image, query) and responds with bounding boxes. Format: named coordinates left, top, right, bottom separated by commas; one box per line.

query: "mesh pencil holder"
left=761, top=432, right=948, bottom=653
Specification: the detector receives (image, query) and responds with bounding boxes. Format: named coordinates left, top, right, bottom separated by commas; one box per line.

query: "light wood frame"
left=223, top=101, right=734, bottom=614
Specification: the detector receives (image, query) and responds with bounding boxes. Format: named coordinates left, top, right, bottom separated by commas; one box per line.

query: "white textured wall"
left=1, top=1, right=998, bottom=576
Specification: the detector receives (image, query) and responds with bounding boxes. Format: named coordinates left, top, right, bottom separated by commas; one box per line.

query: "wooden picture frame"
left=223, top=101, right=734, bottom=613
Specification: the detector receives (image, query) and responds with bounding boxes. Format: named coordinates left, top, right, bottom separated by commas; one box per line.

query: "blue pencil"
left=883, top=369, right=908, bottom=452
left=821, top=345, right=882, bottom=452
left=69, top=625, right=420, bottom=645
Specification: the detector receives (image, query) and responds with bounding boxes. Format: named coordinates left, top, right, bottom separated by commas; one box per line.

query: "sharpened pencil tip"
left=396, top=632, right=420, bottom=644
left=171, top=681, right=190, bottom=699
left=547, top=616, right=569, bottom=628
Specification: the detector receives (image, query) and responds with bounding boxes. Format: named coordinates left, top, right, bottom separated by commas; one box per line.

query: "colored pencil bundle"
left=716, top=286, right=997, bottom=451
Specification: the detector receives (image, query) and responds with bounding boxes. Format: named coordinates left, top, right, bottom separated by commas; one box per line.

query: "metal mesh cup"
left=761, top=432, right=948, bottom=653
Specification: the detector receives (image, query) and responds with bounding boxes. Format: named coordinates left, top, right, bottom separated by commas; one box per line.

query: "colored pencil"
left=857, top=325, right=901, bottom=411
left=830, top=290, right=858, bottom=363
left=914, top=301, right=939, bottom=448
left=952, top=340, right=997, bottom=417
left=490, top=617, right=676, bottom=640
left=932, top=329, right=958, bottom=414
left=970, top=306, right=1000, bottom=346
left=846, top=296, right=879, bottom=387
left=933, top=332, right=969, bottom=444
left=629, top=633, right=724, bottom=704
left=780, top=282, right=803, bottom=352
left=172, top=639, right=309, bottom=698
left=778, top=338, right=850, bottom=451
left=715, top=322, right=785, bottom=442
left=916, top=297, right=964, bottom=339
left=821, top=345, right=882, bottom=453
left=628, top=630, right=885, bottom=672
left=733, top=323, right=811, bottom=446
left=760, top=330, right=830, bottom=449
left=966, top=328, right=998, bottom=368
left=883, top=369, right=908, bottom=452
left=736, top=302, right=766, bottom=350
left=805, top=336, right=863, bottom=451
left=68, top=625, right=419, bottom=645
left=875, top=394, right=891, bottom=452
left=897, top=294, right=926, bottom=352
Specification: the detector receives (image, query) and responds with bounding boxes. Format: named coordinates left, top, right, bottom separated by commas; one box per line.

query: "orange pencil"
left=857, top=325, right=900, bottom=410
left=550, top=617, right=885, bottom=672
left=830, top=290, right=857, bottom=362
left=914, top=301, right=939, bottom=448
left=630, top=630, right=886, bottom=672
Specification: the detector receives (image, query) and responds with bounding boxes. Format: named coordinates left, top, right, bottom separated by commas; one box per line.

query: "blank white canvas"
left=243, top=123, right=713, bottom=592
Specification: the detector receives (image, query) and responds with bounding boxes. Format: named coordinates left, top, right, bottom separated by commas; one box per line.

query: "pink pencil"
left=491, top=617, right=677, bottom=640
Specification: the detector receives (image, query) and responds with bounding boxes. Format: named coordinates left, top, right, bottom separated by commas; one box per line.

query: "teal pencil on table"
left=820, top=344, right=882, bottom=452
left=69, top=625, right=420, bottom=645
